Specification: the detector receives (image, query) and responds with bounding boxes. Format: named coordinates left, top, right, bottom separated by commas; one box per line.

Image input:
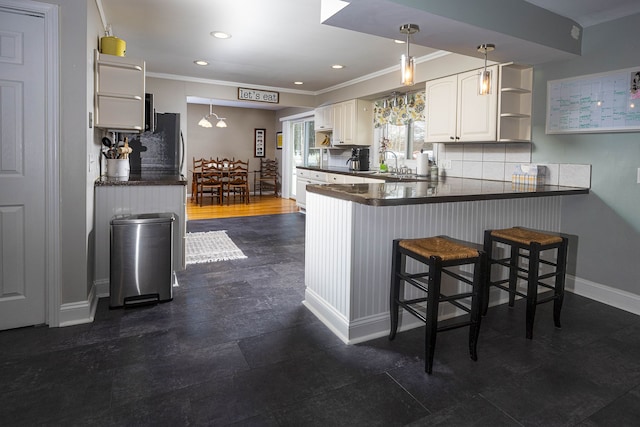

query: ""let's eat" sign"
left=238, top=87, right=279, bottom=104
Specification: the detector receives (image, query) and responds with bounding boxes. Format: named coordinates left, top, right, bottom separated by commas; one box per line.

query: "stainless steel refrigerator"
left=127, top=112, right=184, bottom=175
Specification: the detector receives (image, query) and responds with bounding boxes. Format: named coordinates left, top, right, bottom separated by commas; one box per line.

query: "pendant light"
left=198, top=102, right=227, bottom=128
left=477, top=43, right=495, bottom=95
left=400, top=24, right=419, bottom=86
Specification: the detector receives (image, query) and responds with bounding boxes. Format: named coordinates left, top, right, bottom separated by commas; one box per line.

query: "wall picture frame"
left=276, top=132, right=282, bottom=150
left=254, top=128, right=266, bottom=157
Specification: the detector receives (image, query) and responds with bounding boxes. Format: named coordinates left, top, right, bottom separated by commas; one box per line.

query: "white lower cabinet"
left=296, top=169, right=327, bottom=210
left=327, top=173, right=364, bottom=184
left=297, top=169, right=382, bottom=209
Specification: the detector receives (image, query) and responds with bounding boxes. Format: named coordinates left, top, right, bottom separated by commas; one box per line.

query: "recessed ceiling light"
left=394, top=39, right=405, bottom=44
left=211, top=31, right=231, bottom=39
left=331, top=64, right=345, bottom=69
left=194, top=60, right=209, bottom=66
left=294, top=81, right=303, bottom=85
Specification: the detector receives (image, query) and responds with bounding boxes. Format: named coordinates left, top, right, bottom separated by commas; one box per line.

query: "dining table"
left=190, top=161, right=251, bottom=204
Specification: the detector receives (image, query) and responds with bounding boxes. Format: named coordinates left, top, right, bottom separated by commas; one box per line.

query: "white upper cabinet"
left=425, top=64, right=533, bottom=143
left=314, top=105, right=333, bottom=130
left=94, top=50, right=145, bottom=132
left=330, top=99, right=373, bottom=146
left=426, top=65, right=500, bottom=143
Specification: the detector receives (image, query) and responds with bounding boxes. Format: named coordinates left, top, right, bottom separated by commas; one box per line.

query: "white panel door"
left=457, top=66, right=498, bottom=142
left=0, top=8, right=46, bottom=329
left=425, top=75, right=458, bottom=142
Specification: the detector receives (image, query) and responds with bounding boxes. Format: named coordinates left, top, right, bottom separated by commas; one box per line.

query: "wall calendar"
left=546, top=66, right=640, bottom=134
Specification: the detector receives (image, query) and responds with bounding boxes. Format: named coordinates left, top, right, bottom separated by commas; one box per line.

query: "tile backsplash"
left=437, top=143, right=591, bottom=188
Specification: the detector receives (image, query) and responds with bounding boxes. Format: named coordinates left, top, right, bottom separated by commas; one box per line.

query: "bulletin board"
left=546, top=66, right=640, bottom=134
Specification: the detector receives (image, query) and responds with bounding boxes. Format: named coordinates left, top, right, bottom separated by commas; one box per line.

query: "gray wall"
left=44, top=1, right=639, bottom=318
left=531, top=13, right=640, bottom=294
left=40, top=0, right=102, bottom=304
left=187, top=104, right=277, bottom=192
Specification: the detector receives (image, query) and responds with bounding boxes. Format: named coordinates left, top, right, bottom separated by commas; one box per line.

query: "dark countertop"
left=300, top=166, right=589, bottom=206
left=95, top=173, right=187, bottom=186
left=298, top=165, right=431, bottom=181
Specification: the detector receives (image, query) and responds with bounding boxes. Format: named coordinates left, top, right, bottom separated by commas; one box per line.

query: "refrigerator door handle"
left=180, top=131, right=185, bottom=172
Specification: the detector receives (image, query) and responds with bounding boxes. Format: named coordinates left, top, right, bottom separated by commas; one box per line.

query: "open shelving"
left=498, top=63, right=533, bottom=142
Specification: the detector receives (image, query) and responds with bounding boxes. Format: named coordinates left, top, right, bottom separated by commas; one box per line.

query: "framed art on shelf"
left=254, top=128, right=266, bottom=157
left=276, top=132, right=282, bottom=150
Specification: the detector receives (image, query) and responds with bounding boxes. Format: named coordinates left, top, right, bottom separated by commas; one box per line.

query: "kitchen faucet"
left=382, top=150, right=398, bottom=173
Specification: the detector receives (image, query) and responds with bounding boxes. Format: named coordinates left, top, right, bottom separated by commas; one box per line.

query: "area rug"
left=185, top=230, right=247, bottom=265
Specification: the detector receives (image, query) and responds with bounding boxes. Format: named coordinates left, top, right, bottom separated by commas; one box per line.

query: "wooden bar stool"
left=482, top=227, right=569, bottom=339
left=389, top=236, right=485, bottom=374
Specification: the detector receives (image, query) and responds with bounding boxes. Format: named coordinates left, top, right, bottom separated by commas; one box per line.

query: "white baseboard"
left=58, top=283, right=99, bottom=327
left=304, top=287, right=469, bottom=344
left=303, top=288, right=350, bottom=344
left=305, top=276, right=640, bottom=344
left=95, top=278, right=110, bottom=298
left=566, top=274, right=640, bottom=316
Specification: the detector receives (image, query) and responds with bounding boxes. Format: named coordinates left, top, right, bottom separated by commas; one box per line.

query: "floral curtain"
left=373, top=91, right=425, bottom=128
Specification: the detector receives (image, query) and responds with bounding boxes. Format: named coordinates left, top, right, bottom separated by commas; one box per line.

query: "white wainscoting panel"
left=94, top=185, right=186, bottom=295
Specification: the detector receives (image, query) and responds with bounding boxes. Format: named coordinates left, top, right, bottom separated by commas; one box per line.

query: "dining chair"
left=226, top=159, right=250, bottom=204
left=257, top=158, right=279, bottom=197
left=192, top=157, right=207, bottom=203
left=199, top=161, right=225, bottom=206
left=216, top=157, right=234, bottom=168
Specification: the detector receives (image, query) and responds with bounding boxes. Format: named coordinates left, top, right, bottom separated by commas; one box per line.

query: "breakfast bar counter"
left=305, top=176, right=588, bottom=206
left=95, top=173, right=187, bottom=186
left=302, top=177, right=589, bottom=345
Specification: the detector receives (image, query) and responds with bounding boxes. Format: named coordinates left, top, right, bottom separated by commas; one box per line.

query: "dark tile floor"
left=2, top=213, right=640, bottom=426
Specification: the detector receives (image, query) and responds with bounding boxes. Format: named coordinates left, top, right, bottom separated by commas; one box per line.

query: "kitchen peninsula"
left=302, top=172, right=588, bottom=344
left=93, top=174, right=187, bottom=297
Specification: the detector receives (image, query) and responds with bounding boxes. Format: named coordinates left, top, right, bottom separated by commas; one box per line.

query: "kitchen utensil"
left=346, top=157, right=360, bottom=171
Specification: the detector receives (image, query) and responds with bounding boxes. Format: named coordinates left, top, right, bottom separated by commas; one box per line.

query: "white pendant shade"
left=479, top=69, right=492, bottom=95
left=477, top=43, right=495, bottom=95
left=399, top=24, right=419, bottom=87
left=401, top=54, right=415, bottom=86
left=199, top=102, right=227, bottom=128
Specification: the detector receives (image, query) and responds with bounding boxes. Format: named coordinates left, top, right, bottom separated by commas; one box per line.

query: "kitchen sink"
left=353, top=170, right=391, bottom=175
left=352, top=170, right=428, bottom=181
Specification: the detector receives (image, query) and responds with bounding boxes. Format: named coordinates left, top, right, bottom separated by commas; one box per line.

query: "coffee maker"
left=346, top=147, right=370, bottom=171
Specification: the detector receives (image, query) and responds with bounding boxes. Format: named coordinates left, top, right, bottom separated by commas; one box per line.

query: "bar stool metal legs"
left=482, top=227, right=569, bottom=339
left=389, top=236, right=485, bottom=374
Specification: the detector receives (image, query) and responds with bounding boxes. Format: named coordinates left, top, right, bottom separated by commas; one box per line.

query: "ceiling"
left=99, top=0, right=640, bottom=108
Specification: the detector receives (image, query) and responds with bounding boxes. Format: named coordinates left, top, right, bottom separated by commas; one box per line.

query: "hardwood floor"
left=186, top=193, right=300, bottom=220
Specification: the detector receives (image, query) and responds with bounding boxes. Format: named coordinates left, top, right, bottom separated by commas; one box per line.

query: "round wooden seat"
left=399, top=237, right=480, bottom=261
left=490, top=227, right=563, bottom=246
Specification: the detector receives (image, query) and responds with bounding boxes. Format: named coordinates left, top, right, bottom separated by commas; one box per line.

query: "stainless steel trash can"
left=110, top=213, right=175, bottom=308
